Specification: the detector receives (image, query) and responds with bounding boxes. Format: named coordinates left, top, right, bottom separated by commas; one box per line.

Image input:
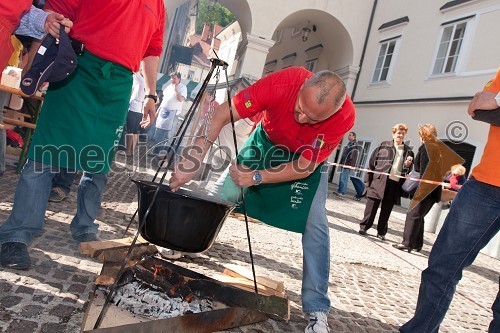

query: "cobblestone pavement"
left=0, top=164, right=498, bottom=333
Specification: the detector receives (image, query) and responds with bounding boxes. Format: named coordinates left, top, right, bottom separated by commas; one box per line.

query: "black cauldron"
left=132, top=180, right=234, bottom=253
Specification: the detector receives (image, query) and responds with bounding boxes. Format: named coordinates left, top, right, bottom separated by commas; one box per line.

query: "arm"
left=140, top=55, right=160, bottom=128
left=174, top=84, right=186, bottom=102
left=468, top=91, right=500, bottom=125
left=15, top=6, right=72, bottom=39
left=228, top=155, right=320, bottom=188
left=169, top=100, right=240, bottom=191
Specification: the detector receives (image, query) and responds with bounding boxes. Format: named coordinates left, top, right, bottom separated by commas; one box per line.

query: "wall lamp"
left=302, top=22, right=317, bottom=42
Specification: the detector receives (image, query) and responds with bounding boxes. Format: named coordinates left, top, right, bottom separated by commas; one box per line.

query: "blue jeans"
left=337, top=167, right=351, bottom=195
left=0, top=159, right=108, bottom=245
left=151, top=127, right=174, bottom=154
left=400, top=178, right=500, bottom=332
left=211, top=168, right=331, bottom=313
left=302, top=170, right=331, bottom=313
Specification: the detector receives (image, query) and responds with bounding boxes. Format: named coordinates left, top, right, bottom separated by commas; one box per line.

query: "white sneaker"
left=305, top=312, right=330, bottom=333
left=158, top=247, right=183, bottom=260
left=157, top=247, right=200, bottom=260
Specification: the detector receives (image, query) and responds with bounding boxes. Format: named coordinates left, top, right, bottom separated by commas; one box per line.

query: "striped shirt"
left=15, top=6, right=48, bottom=40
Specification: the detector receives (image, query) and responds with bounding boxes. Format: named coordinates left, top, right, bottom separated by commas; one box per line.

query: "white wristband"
left=495, top=92, right=500, bottom=108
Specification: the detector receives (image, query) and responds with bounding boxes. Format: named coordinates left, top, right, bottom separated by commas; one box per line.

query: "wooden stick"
left=3, top=117, right=36, bottom=129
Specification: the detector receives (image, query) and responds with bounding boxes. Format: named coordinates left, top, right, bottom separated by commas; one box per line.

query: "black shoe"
left=358, top=229, right=367, bottom=235
left=376, top=234, right=386, bottom=241
left=1, top=242, right=31, bottom=270
left=415, top=247, right=422, bottom=252
left=392, top=243, right=411, bottom=253
left=74, top=233, right=99, bottom=243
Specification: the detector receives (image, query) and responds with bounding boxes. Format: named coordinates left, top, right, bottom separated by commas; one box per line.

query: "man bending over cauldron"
left=169, top=66, right=355, bottom=333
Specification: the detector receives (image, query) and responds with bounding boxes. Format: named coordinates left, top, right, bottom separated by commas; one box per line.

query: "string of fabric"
left=328, top=161, right=455, bottom=188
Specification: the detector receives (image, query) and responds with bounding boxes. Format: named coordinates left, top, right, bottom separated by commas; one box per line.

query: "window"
left=372, top=38, right=398, bottom=83
left=305, top=59, right=316, bottom=72
left=432, top=20, right=467, bottom=75
left=273, top=29, right=283, bottom=43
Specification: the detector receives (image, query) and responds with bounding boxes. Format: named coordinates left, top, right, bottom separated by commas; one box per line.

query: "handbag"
left=402, top=170, right=420, bottom=195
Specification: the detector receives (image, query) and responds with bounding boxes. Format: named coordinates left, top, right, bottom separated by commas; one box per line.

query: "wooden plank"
left=223, top=264, right=284, bottom=293
left=212, top=273, right=278, bottom=297
left=96, top=244, right=157, bottom=263
left=79, top=236, right=149, bottom=257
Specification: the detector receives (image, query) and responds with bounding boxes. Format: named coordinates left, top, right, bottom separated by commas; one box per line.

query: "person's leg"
left=69, top=172, right=108, bottom=240
left=0, top=159, right=54, bottom=245
left=376, top=180, right=398, bottom=236
left=416, top=197, right=436, bottom=249
left=125, top=133, right=137, bottom=156
left=337, top=168, right=349, bottom=195
left=359, top=197, right=381, bottom=232
left=302, top=171, right=330, bottom=313
left=152, top=128, right=168, bottom=154
left=400, top=179, right=500, bottom=333
left=489, top=277, right=500, bottom=333
left=401, top=203, right=420, bottom=248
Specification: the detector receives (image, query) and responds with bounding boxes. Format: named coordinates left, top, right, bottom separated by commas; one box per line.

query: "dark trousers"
left=52, top=168, right=77, bottom=194
left=360, top=179, right=400, bottom=236
left=402, top=195, right=436, bottom=249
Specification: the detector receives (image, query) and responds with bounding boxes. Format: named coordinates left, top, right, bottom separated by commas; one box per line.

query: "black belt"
left=70, top=38, right=85, bottom=56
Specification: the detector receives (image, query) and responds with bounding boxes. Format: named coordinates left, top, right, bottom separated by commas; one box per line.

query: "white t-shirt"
left=159, top=82, right=187, bottom=113
left=129, top=72, right=145, bottom=113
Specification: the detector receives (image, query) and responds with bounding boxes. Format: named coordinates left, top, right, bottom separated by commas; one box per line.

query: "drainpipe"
left=351, top=0, right=378, bottom=101
left=329, top=0, right=378, bottom=183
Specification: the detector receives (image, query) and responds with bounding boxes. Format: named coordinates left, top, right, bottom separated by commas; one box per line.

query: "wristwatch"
left=495, top=92, right=500, bottom=107
left=145, top=94, right=158, bottom=103
left=252, top=170, right=263, bottom=186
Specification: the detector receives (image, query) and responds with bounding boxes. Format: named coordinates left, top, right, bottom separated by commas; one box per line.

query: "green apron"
left=221, top=124, right=322, bottom=233
left=28, top=51, right=132, bottom=173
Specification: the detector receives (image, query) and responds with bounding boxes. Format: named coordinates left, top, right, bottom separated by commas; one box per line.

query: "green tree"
left=195, top=0, right=235, bottom=34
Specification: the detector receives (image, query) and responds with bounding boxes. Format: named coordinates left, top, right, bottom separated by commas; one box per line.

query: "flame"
left=154, top=264, right=161, bottom=281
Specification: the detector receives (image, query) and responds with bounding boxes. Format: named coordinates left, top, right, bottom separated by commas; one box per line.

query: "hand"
left=467, top=91, right=498, bottom=117
left=229, top=162, right=255, bottom=188
left=404, top=157, right=413, bottom=168
left=44, top=13, right=72, bottom=38
left=169, top=161, right=198, bottom=192
left=140, top=99, right=156, bottom=128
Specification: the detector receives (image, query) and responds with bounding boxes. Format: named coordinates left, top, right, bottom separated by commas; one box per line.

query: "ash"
left=111, top=281, right=223, bottom=319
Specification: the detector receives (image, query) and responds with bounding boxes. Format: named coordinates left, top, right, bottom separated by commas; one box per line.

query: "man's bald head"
left=303, top=70, right=346, bottom=112
left=294, top=71, right=346, bottom=124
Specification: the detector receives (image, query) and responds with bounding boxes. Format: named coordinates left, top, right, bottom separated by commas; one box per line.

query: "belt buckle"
left=71, top=39, right=85, bottom=56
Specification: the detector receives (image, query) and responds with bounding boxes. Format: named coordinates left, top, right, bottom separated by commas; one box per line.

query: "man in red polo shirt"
left=0, top=0, right=165, bottom=271
left=170, top=66, right=356, bottom=333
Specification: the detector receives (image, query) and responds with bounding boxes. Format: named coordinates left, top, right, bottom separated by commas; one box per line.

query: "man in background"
left=334, top=131, right=360, bottom=196
left=150, top=72, right=187, bottom=154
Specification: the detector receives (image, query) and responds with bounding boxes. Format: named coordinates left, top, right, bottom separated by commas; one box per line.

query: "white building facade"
left=163, top=0, right=500, bottom=258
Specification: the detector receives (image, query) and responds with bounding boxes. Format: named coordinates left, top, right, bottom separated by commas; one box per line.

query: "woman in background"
left=393, top=124, right=443, bottom=253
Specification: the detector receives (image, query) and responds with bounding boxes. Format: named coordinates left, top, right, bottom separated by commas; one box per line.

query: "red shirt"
left=233, top=67, right=356, bottom=163
left=45, top=0, right=165, bottom=72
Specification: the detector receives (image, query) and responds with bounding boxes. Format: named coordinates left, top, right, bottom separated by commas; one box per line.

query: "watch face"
left=253, top=171, right=262, bottom=185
